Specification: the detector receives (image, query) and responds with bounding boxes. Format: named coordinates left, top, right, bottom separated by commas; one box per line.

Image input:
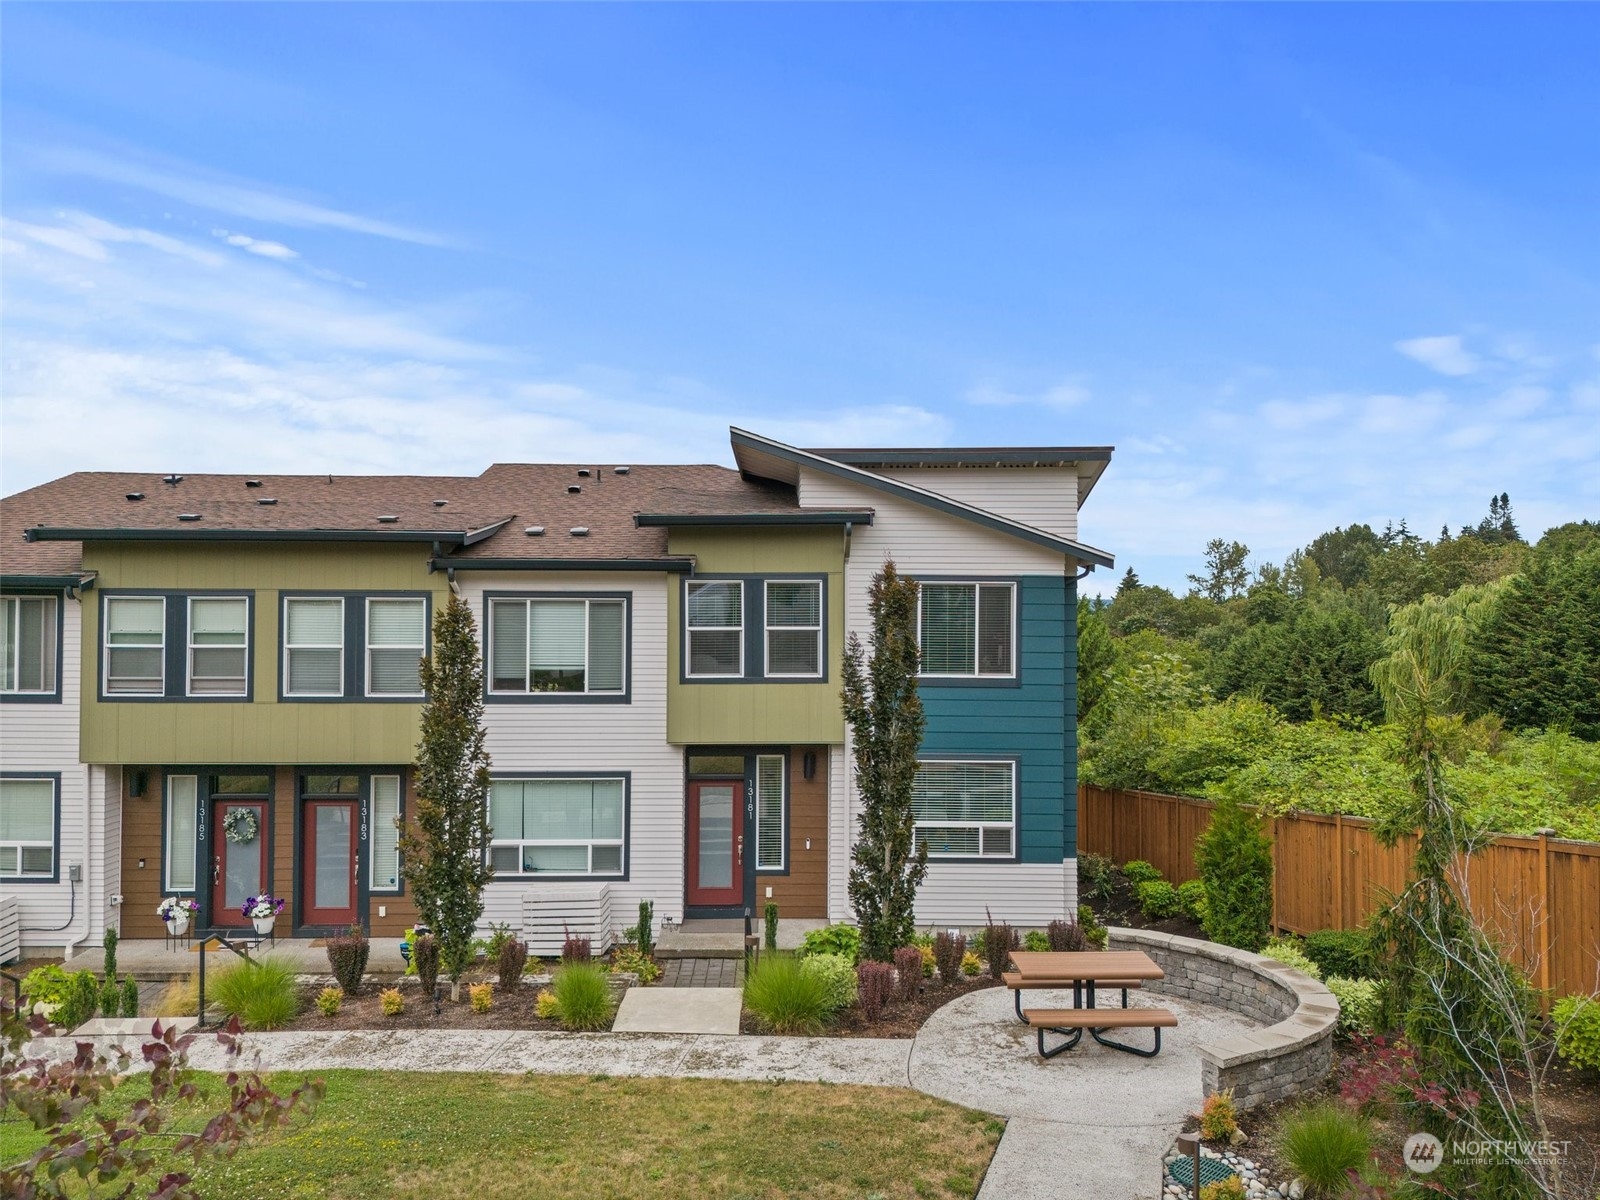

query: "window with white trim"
left=488, top=598, right=626, bottom=694
left=104, top=596, right=166, bottom=695
left=755, top=754, right=785, bottom=870
left=284, top=597, right=344, bottom=696
left=911, top=760, right=1016, bottom=858
left=367, top=598, right=426, bottom=696
left=2, top=595, right=58, bottom=695
left=918, top=582, right=1015, bottom=677
left=187, top=597, right=248, bottom=695
left=370, top=774, right=402, bottom=891
left=488, top=777, right=624, bottom=875
left=764, top=581, right=822, bottom=677
left=0, top=777, right=57, bottom=878
left=165, top=775, right=198, bottom=890
left=685, top=580, right=743, bottom=677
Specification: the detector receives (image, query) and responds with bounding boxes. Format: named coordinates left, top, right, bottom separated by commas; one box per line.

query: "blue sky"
left=3, top=4, right=1596, bottom=593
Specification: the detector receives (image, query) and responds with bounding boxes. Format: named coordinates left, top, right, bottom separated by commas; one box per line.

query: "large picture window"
left=911, top=760, right=1016, bottom=858
left=488, top=777, right=625, bottom=876
left=187, top=598, right=249, bottom=696
left=489, top=598, right=626, bottom=695
left=367, top=599, right=426, bottom=697
left=918, top=583, right=1015, bottom=677
left=0, top=777, right=57, bottom=879
left=764, top=581, right=822, bottom=677
left=104, top=596, right=166, bottom=695
left=2, top=595, right=58, bottom=695
left=283, top=597, right=344, bottom=696
left=165, top=775, right=198, bottom=890
left=685, top=580, right=743, bottom=678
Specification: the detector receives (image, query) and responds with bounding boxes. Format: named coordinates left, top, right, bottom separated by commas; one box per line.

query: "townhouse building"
left=0, top=428, right=1112, bottom=958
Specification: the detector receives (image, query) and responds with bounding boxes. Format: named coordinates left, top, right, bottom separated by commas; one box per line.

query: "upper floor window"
left=284, top=598, right=344, bottom=696
left=685, top=580, right=743, bottom=678
left=764, top=581, right=822, bottom=677
left=0, top=776, right=57, bottom=880
left=188, top=597, right=249, bottom=696
left=104, top=596, right=166, bottom=695
left=367, top=599, right=426, bottom=697
left=488, top=776, right=625, bottom=876
left=1, top=595, right=57, bottom=695
left=489, top=597, right=626, bottom=695
left=918, top=582, right=1015, bottom=677
left=911, top=760, right=1015, bottom=859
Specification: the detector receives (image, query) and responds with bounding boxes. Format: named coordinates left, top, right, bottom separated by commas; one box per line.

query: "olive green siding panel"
left=80, top=542, right=442, bottom=764
left=665, top=528, right=846, bottom=745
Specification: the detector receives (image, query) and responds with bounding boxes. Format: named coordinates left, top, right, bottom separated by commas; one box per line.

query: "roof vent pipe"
left=163, top=475, right=183, bottom=486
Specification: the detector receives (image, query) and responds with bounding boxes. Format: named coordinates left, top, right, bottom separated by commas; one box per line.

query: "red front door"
left=211, top=800, right=268, bottom=928
left=302, top=800, right=359, bottom=927
left=686, top=780, right=744, bottom=908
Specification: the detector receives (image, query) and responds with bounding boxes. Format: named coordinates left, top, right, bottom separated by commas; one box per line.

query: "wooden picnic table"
left=1008, top=950, right=1164, bottom=1010
left=1009, top=950, right=1175, bottom=1058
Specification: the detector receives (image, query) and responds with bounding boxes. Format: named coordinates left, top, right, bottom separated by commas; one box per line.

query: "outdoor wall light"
left=802, top=751, right=816, bottom=780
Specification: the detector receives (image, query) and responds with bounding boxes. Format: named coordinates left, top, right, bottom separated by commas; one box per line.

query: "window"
left=488, top=598, right=626, bottom=695
left=686, top=581, right=743, bottom=677
left=488, top=777, right=624, bottom=875
left=755, top=754, right=785, bottom=870
left=2, top=595, right=57, bottom=695
left=918, top=583, right=1015, bottom=677
left=367, top=598, right=426, bottom=696
left=187, top=597, right=248, bottom=696
left=765, top=581, right=822, bottom=677
left=0, top=777, right=56, bottom=878
left=370, top=774, right=402, bottom=891
left=104, top=596, right=166, bottom=695
left=911, top=761, right=1016, bottom=858
left=165, top=775, right=198, bottom=890
left=284, top=598, right=344, bottom=696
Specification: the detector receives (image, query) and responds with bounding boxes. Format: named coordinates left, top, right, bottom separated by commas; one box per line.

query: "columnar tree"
left=843, top=560, right=928, bottom=962
left=401, top=594, right=493, bottom=1000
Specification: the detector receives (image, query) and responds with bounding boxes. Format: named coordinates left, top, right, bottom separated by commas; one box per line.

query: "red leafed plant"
left=1, top=997, right=324, bottom=1199
left=1338, top=1034, right=1482, bottom=1123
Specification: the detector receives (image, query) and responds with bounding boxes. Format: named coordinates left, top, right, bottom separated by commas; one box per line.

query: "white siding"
left=874, top=466, right=1079, bottom=542
left=916, top=859, right=1078, bottom=927
left=459, top=572, right=685, bottom=938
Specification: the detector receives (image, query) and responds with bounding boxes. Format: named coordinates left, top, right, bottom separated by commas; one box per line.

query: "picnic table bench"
left=1008, top=950, right=1176, bottom=1059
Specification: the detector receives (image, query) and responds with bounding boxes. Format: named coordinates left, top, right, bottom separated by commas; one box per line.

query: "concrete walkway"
left=612, top=986, right=743, bottom=1034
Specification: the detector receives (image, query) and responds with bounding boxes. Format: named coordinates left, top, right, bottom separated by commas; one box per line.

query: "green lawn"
left=3, top=1069, right=1002, bottom=1199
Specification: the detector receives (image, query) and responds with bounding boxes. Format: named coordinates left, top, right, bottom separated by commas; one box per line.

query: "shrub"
left=918, top=943, right=936, bottom=977
left=1304, top=929, right=1373, bottom=981
left=743, top=954, right=830, bottom=1033
left=379, top=987, right=404, bottom=1017
left=637, top=899, right=655, bottom=954
left=561, top=931, right=592, bottom=964
left=1022, top=930, right=1049, bottom=952
left=1047, top=917, right=1087, bottom=952
left=1177, top=879, right=1209, bottom=923
left=119, top=976, right=139, bottom=1019
left=764, top=902, right=779, bottom=952
left=103, top=927, right=119, bottom=981
left=535, top=989, right=560, bottom=1019
left=412, top=933, right=440, bottom=996
left=482, top=922, right=515, bottom=962
left=1122, top=859, right=1163, bottom=885
left=497, top=936, right=528, bottom=991
left=1199, top=1178, right=1247, bottom=1200
left=552, top=963, right=613, bottom=1031
left=960, top=951, right=982, bottom=977
left=1198, top=1088, right=1238, bottom=1140
left=1279, top=1102, right=1370, bottom=1197
left=798, top=953, right=857, bottom=1013
left=1553, top=994, right=1600, bottom=1072
left=1262, top=937, right=1323, bottom=980
left=1196, top=797, right=1273, bottom=951
left=610, top=945, right=661, bottom=984
left=933, top=931, right=967, bottom=984
left=100, top=980, right=120, bottom=1019
left=469, top=982, right=493, bottom=1013
left=57, top=970, right=102, bottom=1029
left=152, top=973, right=199, bottom=1018
left=1078, top=904, right=1108, bottom=949
left=979, top=913, right=1018, bottom=980
left=21, top=963, right=71, bottom=1013
left=1078, top=851, right=1118, bottom=904
left=857, top=961, right=895, bottom=1023
left=325, top=925, right=370, bottom=996
left=1326, top=977, right=1383, bottom=1037
left=799, top=924, right=861, bottom=963
left=1136, top=880, right=1182, bottom=920
left=315, top=986, right=343, bottom=1016
left=893, top=946, right=923, bottom=1002
left=210, top=956, right=299, bottom=1030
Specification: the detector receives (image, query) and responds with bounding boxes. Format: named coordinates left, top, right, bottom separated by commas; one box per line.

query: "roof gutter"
left=0, top=573, right=97, bottom=594
left=25, top=528, right=468, bottom=544
left=429, top=557, right=697, bottom=574
left=633, top=511, right=874, bottom=528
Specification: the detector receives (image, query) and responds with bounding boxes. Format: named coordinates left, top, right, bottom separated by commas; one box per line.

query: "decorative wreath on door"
left=221, top=808, right=259, bottom=844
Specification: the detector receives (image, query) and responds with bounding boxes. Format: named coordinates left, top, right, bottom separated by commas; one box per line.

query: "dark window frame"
left=481, top=591, right=633, bottom=705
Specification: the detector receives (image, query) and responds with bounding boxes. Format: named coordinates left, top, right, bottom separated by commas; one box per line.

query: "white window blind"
left=686, top=580, right=742, bottom=677
left=588, top=601, right=625, bottom=692
left=370, top=774, right=401, bottom=890
left=0, top=778, right=56, bottom=877
left=188, top=597, right=248, bottom=695
left=488, top=598, right=625, bottom=694
left=285, top=598, right=343, bottom=695
left=2, top=595, right=57, bottom=694
left=765, top=581, right=822, bottom=677
left=911, top=761, right=1015, bottom=858
left=166, top=775, right=198, bottom=890
left=919, top=583, right=1015, bottom=677
left=367, top=598, right=426, bottom=696
left=755, top=754, right=785, bottom=870
left=488, top=777, right=625, bottom=875
left=105, top=596, right=165, bottom=694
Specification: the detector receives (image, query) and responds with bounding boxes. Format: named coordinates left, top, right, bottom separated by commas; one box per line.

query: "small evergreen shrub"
left=979, top=914, right=1018, bottom=980
left=798, top=953, right=857, bottom=1013
left=100, top=980, right=120, bottom=1019
left=856, top=961, right=895, bottom=1023
left=1304, top=929, right=1373, bottom=980
left=1177, top=879, right=1209, bottom=923
left=316, top=986, right=343, bottom=1016
left=469, top=982, right=493, bottom=1013
left=552, top=963, right=613, bottom=1031
left=1262, top=937, right=1323, bottom=980
left=1198, top=1089, right=1238, bottom=1140
left=57, top=970, right=101, bottom=1029
left=1078, top=904, right=1108, bottom=949
left=325, top=925, right=370, bottom=996
left=102, top=927, right=119, bottom=981
left=1022, top=930, right=1049, bottom=952
left=1553, top=994, right=1600, bottom=1072
left=636, top=899, right=654, bottom=954
left=1280, top=1102, right=1370, bottom=1196
left=119, top=975, right=139, bottom=1018
left=1199, top=1178, right=1247, bottom=1200
left=379, top=987, right=404, bottom=1016
left=610, top=945, right=661, bottom=983
left=482, top=922, right=515, bottom=962
left=497, top=936, right=528, bottom=991
left=960, top=951, right=982, bottom=977
left=413, top=934, right=440, bottom=996
left=1326, top=977, right=1383, bottom=1036
left=1047, top=917, right=1087, bottom=952
left=210, top=956, right=300, bottom=1030
left=919, top=943, right=936, bottom=977
left=933, top=931, right=967, bottom=984
left=798, top=924, right=861, bottom=963
left=764, top=902, right=779, bottom=952
left=893, top=946, right=923, bottom=1002
left=1196, top=798, right=1273, bottom=952
left=535, top=989, right=560, bottom=1019
left=561, top=931, right=592, bottom=964
left=1122, top=859, right=1163, bottom=885
left=1136, top=880, right=1182, bottom=920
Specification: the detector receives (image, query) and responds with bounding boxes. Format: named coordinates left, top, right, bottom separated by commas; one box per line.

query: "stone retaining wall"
left=1109, top=927, right=1337, bottom=1110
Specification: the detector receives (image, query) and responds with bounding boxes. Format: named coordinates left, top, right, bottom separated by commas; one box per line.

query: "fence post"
left=1270, top=816, right=1280, bottom=934
left=1537, top=828, right=1553, bottom=1013
left=1334, top=813, right=1344, bottom=931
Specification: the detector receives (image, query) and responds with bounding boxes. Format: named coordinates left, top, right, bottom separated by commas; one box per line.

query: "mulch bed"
left=1080, top=865, right=1206, bottom=940
left=740, top=974, right=1002, bottom=1039
left=287, top=977, right=607, bottom=1032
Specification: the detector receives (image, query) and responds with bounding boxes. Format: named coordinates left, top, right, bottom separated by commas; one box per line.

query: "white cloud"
left=216, top=230, right=299, bottom=260
left=966, top=380, right=1090, bottom=410
left=1396, top=334, right=1480, bottom=377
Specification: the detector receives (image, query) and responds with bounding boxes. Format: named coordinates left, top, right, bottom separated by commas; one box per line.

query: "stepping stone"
left=612, top=987, right=742, bottom=1035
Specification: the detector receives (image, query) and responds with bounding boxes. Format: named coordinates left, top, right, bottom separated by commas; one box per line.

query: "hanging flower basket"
left=221, top=808, right=259, bottom=844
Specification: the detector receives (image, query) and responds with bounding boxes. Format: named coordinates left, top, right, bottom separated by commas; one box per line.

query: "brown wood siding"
left=119, top=767, right=169, bottom=939
left=759, top=746, right=828, bottom=918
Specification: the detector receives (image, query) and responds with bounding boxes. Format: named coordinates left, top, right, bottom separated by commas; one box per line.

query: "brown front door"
left=302, top=800, right=360, bottom=928
left=686, top=780, right=744, bottom=908
left=211, top=800, right=268, bottom=928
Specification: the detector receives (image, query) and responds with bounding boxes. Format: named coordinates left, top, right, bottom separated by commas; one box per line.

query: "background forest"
left=1078, top=499, right=1600, bottom=840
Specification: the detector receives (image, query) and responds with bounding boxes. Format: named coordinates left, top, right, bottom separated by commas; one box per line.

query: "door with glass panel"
left=686, top=780, right=744, bottom=907
left=210, top=797, right=268, bottom=927
left=300, top=775, right=360, bottom=927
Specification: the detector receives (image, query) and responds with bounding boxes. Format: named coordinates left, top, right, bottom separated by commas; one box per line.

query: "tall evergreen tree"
left=1187, top=538, right=1250, bottom=602
left=1116, top=567, right=1142, bottom=596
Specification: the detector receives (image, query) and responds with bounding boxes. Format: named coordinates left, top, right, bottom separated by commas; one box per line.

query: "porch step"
left=653, top=917, right=830, bottom=960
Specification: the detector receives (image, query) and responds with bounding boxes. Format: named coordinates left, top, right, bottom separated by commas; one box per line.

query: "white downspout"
left=61, top=763, right=93, bottom=960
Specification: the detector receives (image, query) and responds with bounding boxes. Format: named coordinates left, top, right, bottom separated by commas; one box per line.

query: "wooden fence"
left=1078, top=784, right=1600, bottom=1004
